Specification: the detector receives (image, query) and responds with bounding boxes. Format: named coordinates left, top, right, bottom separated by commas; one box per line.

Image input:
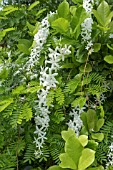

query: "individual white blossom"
left=106, top=142, right=113, bottom=169
left=67, top=106, right=85, bottom=137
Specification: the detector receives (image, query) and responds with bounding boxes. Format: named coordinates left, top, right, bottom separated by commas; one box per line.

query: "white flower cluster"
left=109, top=34, right=113, bottom=39
left=26, top=16, right=50, bottom=80
left=34, top=45, right=71, bottom=157
left=67, top=106, right=85, bottom=137
left=82, top=0, right=94, bottom=53
left=106, top=142, right=113, bottom=169
left=83, top=0, right=94, bottom=13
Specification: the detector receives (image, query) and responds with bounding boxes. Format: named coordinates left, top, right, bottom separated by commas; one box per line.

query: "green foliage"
left=1, top=0, right=113, bottom=169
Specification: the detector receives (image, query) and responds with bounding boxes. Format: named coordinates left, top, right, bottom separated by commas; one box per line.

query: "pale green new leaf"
left=91, top=133, right=104, bottom=142
left=104, top=55, right=113, bottom=64
left=59, top=153, right=77, bottom=169
left=78, top=135, right=88, bottom=147
left=78, top=148, right=95, bottom=170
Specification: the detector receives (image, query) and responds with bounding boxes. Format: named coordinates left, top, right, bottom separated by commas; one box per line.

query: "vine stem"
left=16, top=126, right=20, bottom=170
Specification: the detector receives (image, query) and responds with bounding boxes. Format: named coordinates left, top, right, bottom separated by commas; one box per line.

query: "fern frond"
left=24, top=143, right=35, bottom=164
left=39, top=145, right=50, bottom=162
left=46, top=90, right=55, bottom=107
left=55, top=88, right=64, bottom=105
left=0, top=98, right=13, bottom=113
left=50, top=141, right=64, bottom=164
left=22, top=103, right=32, bottom=121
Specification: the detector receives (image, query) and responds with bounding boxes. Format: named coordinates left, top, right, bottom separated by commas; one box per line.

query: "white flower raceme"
left=83, top=0, right=94, bottom=13
left=81, top=17, right=93, bottom=52
left=34, top=44, right=71, bottom=157
left=82, top=0, right=94, bottom=53
left=67, top=106, right=85, bottom=137
left=26, top=16, right=50, bottom=80
left=106, top=142, right=113, bottom=169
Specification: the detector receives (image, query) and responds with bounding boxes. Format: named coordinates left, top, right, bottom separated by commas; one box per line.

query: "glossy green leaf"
left=51, top=18, right=69, bottom=33
left=59, top=153, right=77, bottom=169
left=78, top=148, right=95, bottom=170
left=104, top=55, right=113, bottom=64
left=93, top=1, right=111, bottom=27
left=93, top=43, right=101, bottom=52
left=91, top=133, right=104, bottom=142
left=78, top=135, right=88, bottom=147
left=95, top=118, right=104, bottom=132
left=60, top=128, right=83, bottom=169
left=58, top=0, right=69, bottom=18
left=61, top=128, right=76, bottom=142
left=86, top=109, right=97, bottom=132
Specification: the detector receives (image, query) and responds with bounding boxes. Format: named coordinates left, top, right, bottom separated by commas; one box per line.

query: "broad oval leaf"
left=79, top=63, right=92, bottom=73
left=59, top=153, right=77, bottom=169
left=78, top=148, right=95, bottom=170
left=104, top=55, right=113, bottom=64
left=91, top=133, right=104, bottom=142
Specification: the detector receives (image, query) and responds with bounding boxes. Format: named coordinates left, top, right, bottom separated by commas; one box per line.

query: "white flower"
left=106, top=142, right=113, bottom=169
left=83, top=0, right=94, bottom=13
left=109, top=34, right=113, bottom=39
left=67, top=106, right=84, bottom=137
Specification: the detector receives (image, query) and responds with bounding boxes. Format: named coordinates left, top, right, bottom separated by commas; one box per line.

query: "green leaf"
left=91, top=133, right=104, bottom=142
left=72, top=97, right=86, bottom=108
left=78, top=148, right=95, bottom=170
left=71, top=6, right=87, bottom=39
left=104, top=55, right=113, bottom=64
left=60, top=128, right=83, bottom=169
left=95, top=118, right=104, bottom=132
left=78, top=135, right=88, bottom=147
left=79, top=63, right=92, bottom=73
left=107, top=44, right=113, bottom=51
left=59, top=153, right=77, bottom=169
left=17, top=39, right=32, bottom=54
left=58, top=0, right=69, bottom=18
left=86, top=140, right=98, bottom=151
left=93, top=1, right=111, bottom=27
left=93, top=43, right=101, bottom=52
left=28, top=1, right=40, bottom=10
left=86, top=109, right=97, bottom=132
left=62, top=63, right=74, bottom=68
left=48, top=165, right=67, bottom=170
left=72, top=0, right=82, bottom=4
left=61, top=128, right=76, bottom=142
left=87, top=166, right=104, bottom=170
left=51, top=18, right=70, bottom=33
